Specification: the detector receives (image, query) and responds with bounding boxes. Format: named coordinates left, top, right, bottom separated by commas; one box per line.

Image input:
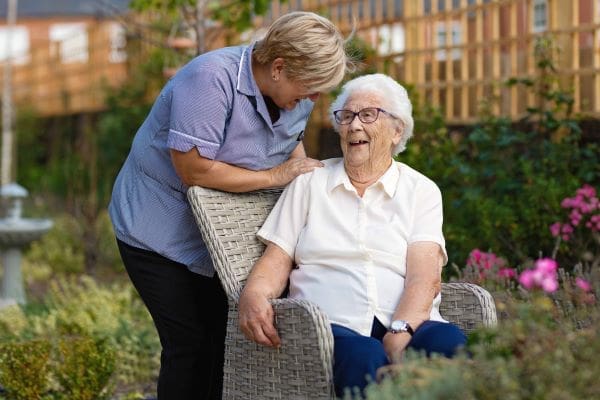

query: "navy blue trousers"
left=332, top=318, right=466, bottom=397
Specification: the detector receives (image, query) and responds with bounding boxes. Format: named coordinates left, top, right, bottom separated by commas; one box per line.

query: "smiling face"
left=338, top=91, right=402, bottom=174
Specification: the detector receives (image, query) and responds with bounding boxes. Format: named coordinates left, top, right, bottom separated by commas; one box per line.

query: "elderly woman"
left=238, top=73, right=466, bottom=397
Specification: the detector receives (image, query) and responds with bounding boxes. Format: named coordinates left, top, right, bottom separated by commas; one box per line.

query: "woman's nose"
left=348, top=113, right=363, bottom=129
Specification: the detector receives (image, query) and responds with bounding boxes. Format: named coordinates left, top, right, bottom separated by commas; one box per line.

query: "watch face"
left=391, top=320, right=407, bottom=332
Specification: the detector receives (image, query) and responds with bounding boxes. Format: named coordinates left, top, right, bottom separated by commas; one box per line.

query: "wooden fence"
left=260, top=0, right=600, bottom=129
left=2, top=1, right=599, bottom=126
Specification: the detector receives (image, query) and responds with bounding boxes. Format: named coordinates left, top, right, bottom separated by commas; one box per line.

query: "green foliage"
left=329, top=35, right=378, bottom=99
left=25, top=215, right=86, bottom=276
left=130, top=0, right=278, bottom=34
left=15, top=45, right=162, bottom=272
left=366, top=291, right=600, bottom=400
left=55, top=336, right=116, bottom=400
left=96, top=77, right=155, bottom=208
left=0, top=339, right=52, bottom=400
left=14, top=107, right=45, bottom=187
left=399, top=37, right=599, bottom=269
left=0, top=277, right=160, bottom=394
left=0, top=336, right=116, bottom=400
left=208, top=0, right=276, bottom=33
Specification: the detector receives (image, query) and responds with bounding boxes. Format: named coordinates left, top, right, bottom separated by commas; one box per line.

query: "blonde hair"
left=253, top=11, right=350, bottom=93
left=330, top=73, right=415, bottom=154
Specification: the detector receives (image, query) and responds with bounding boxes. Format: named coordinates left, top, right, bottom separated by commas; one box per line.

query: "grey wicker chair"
left=188, top=186, right=497, bottom=400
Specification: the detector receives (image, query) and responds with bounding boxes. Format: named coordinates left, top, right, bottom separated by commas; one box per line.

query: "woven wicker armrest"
left=223, top=299, right=334, bottom=400
left=440, top=282, right=497, bottom=333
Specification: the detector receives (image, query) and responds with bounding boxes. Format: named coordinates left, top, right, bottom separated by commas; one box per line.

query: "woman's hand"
left=268, top=157, right=324, bottom=187
left=239, top=289, right=281, bottom=348
left=382, top=332, right=411, bottom=363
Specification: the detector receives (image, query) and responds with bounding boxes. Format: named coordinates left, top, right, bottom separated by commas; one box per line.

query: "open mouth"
left=349, top=140, right=369, bottom=146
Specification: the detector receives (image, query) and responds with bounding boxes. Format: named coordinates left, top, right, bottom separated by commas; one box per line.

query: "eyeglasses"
left=332, top=107, right=397, bottom=125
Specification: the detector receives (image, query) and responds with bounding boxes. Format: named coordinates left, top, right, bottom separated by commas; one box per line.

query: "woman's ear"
left=271, top=58, right=285, bottom=81
left=391, top=121, right=404, bottom=147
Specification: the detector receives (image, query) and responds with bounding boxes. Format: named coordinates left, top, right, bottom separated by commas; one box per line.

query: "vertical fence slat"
left=445, top=2, right=454, bottom=120
left=510, top=0, right=519, bottom=118
left=594, top=0, right=600, bottom=112
left=475, top=0, right=484, bottom=111
left=460, top=0, right=470, bottom=120
left=572, top=0, right=581, bottom=112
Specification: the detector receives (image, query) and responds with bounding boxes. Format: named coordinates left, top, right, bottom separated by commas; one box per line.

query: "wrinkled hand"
left=382, top=332, right=411, bottom=363
left=269, top=157, right=324, bottom=187
left=239, top=289, right=281, bottom=348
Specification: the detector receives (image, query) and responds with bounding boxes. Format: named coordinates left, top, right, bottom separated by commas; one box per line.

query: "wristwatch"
left=388, top=320, right=414, bottom=336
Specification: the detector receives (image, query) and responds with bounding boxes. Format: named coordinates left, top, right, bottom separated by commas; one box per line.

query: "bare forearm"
left=184, top=157, right=273, bottom=192
left=394, top=242, right=444, bottom=329
left=171, top=148, right=323, bottom=192
left=289, top=142, right=307, bottom=158
left=392, top=278, right=440, bottom=330
left=244, top=244, right=293, bottom=299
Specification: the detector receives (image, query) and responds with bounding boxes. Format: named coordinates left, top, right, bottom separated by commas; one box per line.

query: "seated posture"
left=238, top=73, right=466, bottom=397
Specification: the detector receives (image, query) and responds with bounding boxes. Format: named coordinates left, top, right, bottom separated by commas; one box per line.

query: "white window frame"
left=532, top=0, right=548, bottom=33
left=0, top=26, right=30, bottom=65
left=377, top=23, right=405, bottom=56
left=108, top=22, right=127, bottom=63
left=49, top=23, right=89, bottom=64
left=436, top=21, right=462, bottom=61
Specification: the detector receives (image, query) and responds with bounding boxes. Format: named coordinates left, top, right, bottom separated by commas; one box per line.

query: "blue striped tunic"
left=108, top=44, right=314, bottom=276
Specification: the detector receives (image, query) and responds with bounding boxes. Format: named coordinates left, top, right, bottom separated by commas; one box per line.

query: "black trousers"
left=117, top=239, right=228, bottom=400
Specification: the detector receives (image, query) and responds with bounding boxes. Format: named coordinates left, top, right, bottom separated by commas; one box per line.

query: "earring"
left=272, top=75, right=279, bottom=81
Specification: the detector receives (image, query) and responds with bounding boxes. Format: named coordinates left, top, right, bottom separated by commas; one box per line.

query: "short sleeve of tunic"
left=167, top=66, right=234, bottom=160
left=409, top=179, right=448, bottom=265
left=257, top=173, right=311, bottom=259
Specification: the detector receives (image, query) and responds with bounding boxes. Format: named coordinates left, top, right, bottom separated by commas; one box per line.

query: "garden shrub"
left=54, top=336, right=116, bottom=400
left=24, top=214, right=85, bottom=277
left=549, top=184, right=600, bottom=270
left=0, top=339, right=52, bottom=400
left=0, top=276, right=160, bottom=398
left=42, top=276, right=160, bottom=386
left=365, top=286, right=600, bottom=400
left=399, top=37, right=599, bottom=270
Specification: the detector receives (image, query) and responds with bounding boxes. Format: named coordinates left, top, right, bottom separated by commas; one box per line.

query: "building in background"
left=0, top=0, right=130, bottom=116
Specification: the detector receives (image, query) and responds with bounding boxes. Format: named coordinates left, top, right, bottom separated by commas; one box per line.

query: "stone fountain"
left=0, top=0, right=52, bottom=308
left=0, top=183, right=52, bottom=307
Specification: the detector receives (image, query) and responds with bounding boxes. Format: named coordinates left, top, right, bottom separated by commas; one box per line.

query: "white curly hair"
left=329, top=73, right=414, bottom=154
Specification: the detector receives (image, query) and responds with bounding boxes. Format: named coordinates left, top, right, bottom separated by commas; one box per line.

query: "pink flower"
left=535, top=258, right=558, bottom=273
left=541, top=276, right=559, bottom=293
left=549, top=222, right=561, bottom=237
left=561, top=224, right=574, bottom=234
left=569, top=210, right=582, bottom=226
left=498, top=268, right=516, bottom=279
left=561, top=198, right=575, bottom=208
left=576, top=184, right=596, bottom=198
left=575, top=278, right=592, bottom=292
left=518, top=258, right=560, bottom=293
left=467, top=249, right=483, bottom=267
left=519, top=270, right=535, bottom=289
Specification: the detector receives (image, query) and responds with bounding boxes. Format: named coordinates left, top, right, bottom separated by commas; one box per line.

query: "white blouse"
left=257, top=158, right=448, bottom=336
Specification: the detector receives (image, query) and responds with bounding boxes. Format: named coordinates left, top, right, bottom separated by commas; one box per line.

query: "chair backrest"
left=188, top=186, right=283, bottom=302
